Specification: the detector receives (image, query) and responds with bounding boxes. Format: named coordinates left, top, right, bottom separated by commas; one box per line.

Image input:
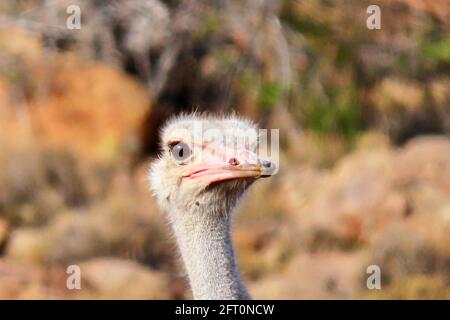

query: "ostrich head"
left=149, top=114, right=276, bottom=300
left=149, top=114, right=275, bottom=220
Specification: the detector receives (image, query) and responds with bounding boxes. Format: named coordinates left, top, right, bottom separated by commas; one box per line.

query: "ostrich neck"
left=171, top=207, right=250, bottom=300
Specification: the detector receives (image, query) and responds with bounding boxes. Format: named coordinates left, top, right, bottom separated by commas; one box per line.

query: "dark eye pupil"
left=172, top=142, right=191, bottom=162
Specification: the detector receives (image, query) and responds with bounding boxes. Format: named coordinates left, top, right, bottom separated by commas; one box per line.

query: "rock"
left=250, top=251, right=366, bottom=299
left=274, top=135, right=450, bottom=253
left=0, top=259, right=69, bottom=299
left=30, top=57, right=151, bottom=164
left=0, top=26, right=150, bottom=165
left=370, top=77, right=447, bottom=142
left=2, top=189, right=173, bottom=271
left=77, top=258, right=172, bottom=299
left=5, top=228, right=48, bottom=264
left=372, top=77, right=425, bottom=113
left=366, top=275, right=450, bottom=300
left=369, top=214, right=450, bottom=282
left=246, top=135, right=450, bottom=299
left=295, top=148, right=399, bottom=250
left=42, top=201, right=172, bottom=268
left=393, top=136, right=450, bottom=195
left=234, top=224, right=293, bottom=280
left=356, top=131, right=391, bottom=151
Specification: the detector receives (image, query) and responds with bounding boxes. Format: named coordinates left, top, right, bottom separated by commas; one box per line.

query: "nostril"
left=228, top=157, right=240, bottom=166
left=261, top=159, right=272, bottom=169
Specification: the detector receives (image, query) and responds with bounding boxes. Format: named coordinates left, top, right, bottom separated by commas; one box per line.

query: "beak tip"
left=259, top=159, right=277, bottom=177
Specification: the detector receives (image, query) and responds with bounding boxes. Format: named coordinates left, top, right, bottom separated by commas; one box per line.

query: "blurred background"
left=0, top=0, right=449, bottom=299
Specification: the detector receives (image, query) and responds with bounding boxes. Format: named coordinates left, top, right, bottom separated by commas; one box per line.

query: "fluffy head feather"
left=149, top=113, right=273, bottom=221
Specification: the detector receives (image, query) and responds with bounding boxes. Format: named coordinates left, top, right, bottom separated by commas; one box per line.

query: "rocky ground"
left=0, top=0, right=448, bottom=299
left=0, top=122, right=448, bottom=299
left=1, top=67, right=449, bottom=297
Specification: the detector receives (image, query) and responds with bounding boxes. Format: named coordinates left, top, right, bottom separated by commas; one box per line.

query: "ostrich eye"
left=171, top=142, right=192, bottom=162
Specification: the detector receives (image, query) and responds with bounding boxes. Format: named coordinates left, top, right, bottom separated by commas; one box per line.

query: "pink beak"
left=182, top=158, right=275, bottom=186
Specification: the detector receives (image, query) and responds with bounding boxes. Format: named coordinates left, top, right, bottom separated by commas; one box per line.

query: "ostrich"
left=149, top=114, right=276, bottom=300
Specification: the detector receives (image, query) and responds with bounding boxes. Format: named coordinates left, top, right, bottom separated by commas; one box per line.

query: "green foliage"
left=237, top=71, right=258, bottom=91
left=213, top=48, right=235, bottom=70
left=420, top=37, right=450, bottom=63
left=195, top=13, right=221, bottom=38
left=257, top=81, right=284, bottom=111
left=280, top=1, right=331, bottom=39
left=335, top=41, right=357, bottom=67
left=302, top=84, right=361, bottom=143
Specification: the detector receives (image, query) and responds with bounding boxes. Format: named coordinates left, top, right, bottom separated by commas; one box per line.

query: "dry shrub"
left=366, top=275, right=450, bottom=300
left=0, top=139, right=88, bottom=227
left=368, top=216, right=449, bottom=288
